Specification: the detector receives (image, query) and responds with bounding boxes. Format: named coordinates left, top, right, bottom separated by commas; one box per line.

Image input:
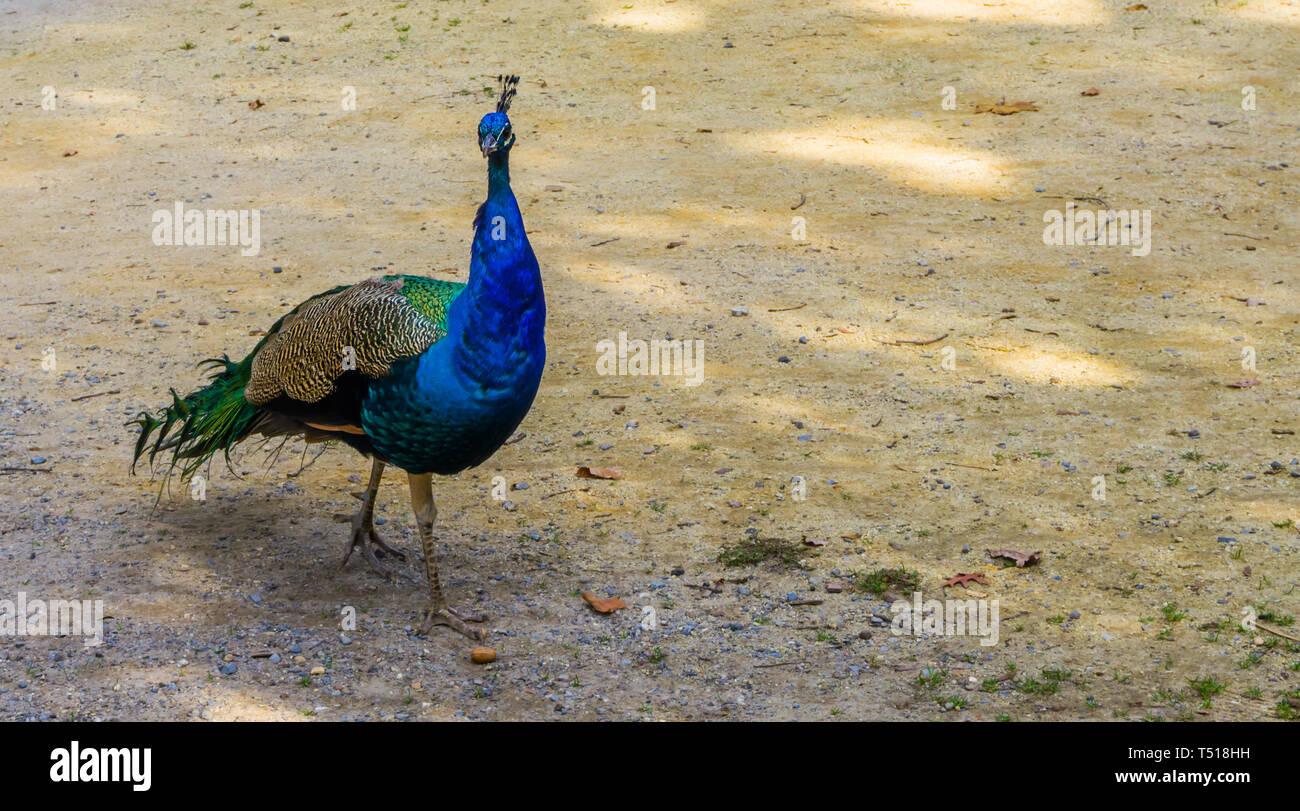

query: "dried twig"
left=70, top=389, right=120, bottom=402
left=1257, top=622, right=1300, bottom=643
left=541, top=488, right=585, bottom=500
left=947, top=461, right=995, bottom=471
left=875, top=332, right=948, bottom=347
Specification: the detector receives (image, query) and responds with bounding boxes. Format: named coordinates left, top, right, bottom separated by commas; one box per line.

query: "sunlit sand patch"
left=977, top=345, right=1135, bottom=387
left=731, top=120, right=1010, bottom=195
left=1219, top=0, right=1300, bottom=26
left=849, top=0, right=1109, bottom=25
left=208, top=691, right=307, bottom=721
left=587, top=1, right=705, bottom=32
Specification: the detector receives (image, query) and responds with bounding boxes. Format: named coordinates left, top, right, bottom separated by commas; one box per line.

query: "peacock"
left=130, top=75, right=544, bottom=640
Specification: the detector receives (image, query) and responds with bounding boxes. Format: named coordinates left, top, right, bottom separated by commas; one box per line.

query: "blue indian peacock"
left=130, top=76, right=544, bottom=640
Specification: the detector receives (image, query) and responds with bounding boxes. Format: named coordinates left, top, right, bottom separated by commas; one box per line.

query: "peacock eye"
left=502, top=126, right=512, bottom=138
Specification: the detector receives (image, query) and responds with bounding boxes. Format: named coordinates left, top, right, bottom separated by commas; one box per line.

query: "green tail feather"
left=129, top=354, right=260, bottom=485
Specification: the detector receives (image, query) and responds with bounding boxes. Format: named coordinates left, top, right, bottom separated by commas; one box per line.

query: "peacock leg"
left=335, top=457, right=407, bottom=580
left=408, top=472, right=487, bottom=641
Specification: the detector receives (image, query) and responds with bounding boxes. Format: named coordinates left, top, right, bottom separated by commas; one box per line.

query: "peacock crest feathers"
left=496, top=74, right=519, bottom=114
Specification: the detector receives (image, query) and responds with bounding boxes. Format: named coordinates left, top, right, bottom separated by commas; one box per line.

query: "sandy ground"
left=1, top=0, right=1298, bottom=721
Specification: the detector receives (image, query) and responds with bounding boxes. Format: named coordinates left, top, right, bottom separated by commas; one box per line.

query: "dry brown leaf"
left=1081, top=87, right=1100, bottom=96
left=802, top=537, right=828, bottom=547
left=248, top=98, right=264, bottom=110
left=1126, top=3, right=1148, bottom=9
left=841, top=532, right=862, bottom=540
left=974, top=101, right=1039, bottom=115
left=1226, top=379, right=1261, bottom=389
left=987, top=549, right=1042, bottom=568
left=943, top=572, right=989, bottom=588
left=581, top=593, right=627, bottom=613
left=577, top=465, right=622, bottom=479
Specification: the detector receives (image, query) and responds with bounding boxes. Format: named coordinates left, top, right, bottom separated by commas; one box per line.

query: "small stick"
left=541, top=488, right=586, bottom=500
left=70, top=389, right=120, bottom=402
left=590, top=237, right=619, bottom=247
left=20, top=301, right=58, bottom=306
left=0, top=467, right=51, bottom=474
left=791, top=193, right=806, bottom=211
left=767, top=302, right=806, bottom=312
left=1257, top=622, right=1300, bottom=643
left=755, top=660, right=807, bottom=668
left=682, top=583, right=721, bottom=594
left=875, top=332, right=948, bottom=346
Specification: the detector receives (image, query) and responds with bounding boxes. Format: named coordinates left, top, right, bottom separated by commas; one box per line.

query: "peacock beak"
left=480, top=132, right=499, bottom=157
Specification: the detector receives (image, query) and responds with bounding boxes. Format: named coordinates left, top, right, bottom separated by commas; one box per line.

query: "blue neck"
left=436, top=149, right=546, bottom=397
left=467, top=150, right=541, bottom=314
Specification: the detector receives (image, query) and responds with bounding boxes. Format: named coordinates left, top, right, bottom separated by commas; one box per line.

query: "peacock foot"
left=334, top=509, right=407, bottom=581
left=419, top=604, right=487, bottom=641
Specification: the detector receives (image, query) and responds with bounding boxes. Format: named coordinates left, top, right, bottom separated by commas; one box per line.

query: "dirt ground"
left=1, top=0, right=1298, bottom=721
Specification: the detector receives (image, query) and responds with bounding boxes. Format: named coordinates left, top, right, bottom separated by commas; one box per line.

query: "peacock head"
left=478, top=74, right=520, bottom=157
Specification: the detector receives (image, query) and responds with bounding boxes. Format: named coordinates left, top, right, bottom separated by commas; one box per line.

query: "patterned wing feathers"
left=245, top=277, right=442, bottom=405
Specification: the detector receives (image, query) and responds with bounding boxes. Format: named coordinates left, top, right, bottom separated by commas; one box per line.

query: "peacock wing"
left=245, top=276, right=445, bottom=406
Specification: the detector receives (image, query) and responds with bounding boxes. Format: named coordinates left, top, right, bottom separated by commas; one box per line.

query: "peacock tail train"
left=129, top=352, right=261, bottom=486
